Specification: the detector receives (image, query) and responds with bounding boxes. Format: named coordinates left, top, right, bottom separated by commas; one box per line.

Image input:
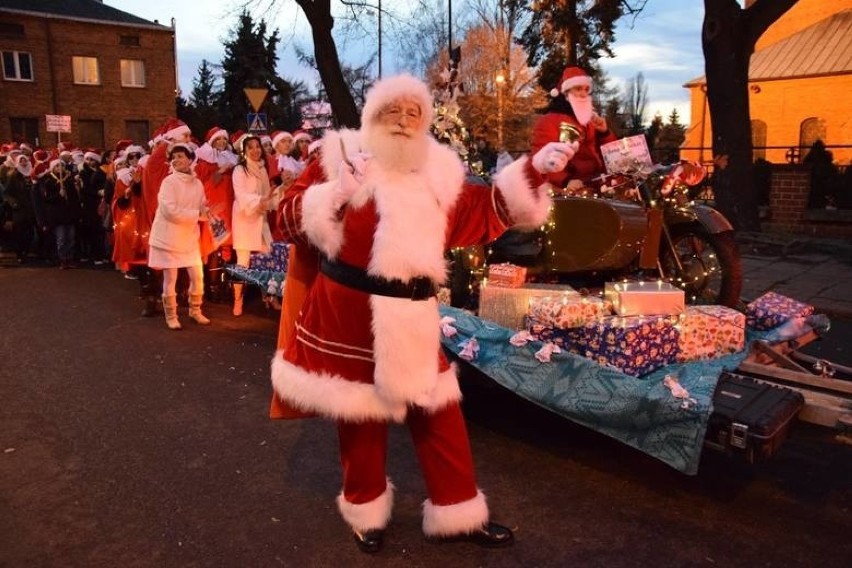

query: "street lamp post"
left=496, top=70, right=505, bottom=150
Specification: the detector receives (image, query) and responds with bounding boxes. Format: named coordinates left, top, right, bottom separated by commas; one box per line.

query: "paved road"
left=1, top=267, right=850, bottom=567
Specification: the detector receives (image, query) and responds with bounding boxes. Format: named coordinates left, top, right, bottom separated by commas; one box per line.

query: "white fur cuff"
left=493, top=156, right=552, bottom=230
left=300, top=180, right=345, bottom=258
left=338, top=480, right=395, bottom=532
left=422, top=490, right=489, bottom=536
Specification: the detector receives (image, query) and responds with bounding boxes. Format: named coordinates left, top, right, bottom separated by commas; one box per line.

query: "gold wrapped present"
left=604, top=280, right=685, bottom=317
left=478, top=284, right=576, bottom=330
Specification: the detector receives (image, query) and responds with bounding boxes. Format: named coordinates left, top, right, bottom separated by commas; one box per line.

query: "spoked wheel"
left=659, top=224, right=742, bottom=307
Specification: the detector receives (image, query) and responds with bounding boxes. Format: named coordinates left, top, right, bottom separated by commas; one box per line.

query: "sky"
left=107, top=0, right=706, bottom=125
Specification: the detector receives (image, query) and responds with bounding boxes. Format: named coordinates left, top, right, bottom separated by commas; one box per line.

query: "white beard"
left=364, top=124, right=429, bottom=173
left=568, top=93, right=594, bottom=126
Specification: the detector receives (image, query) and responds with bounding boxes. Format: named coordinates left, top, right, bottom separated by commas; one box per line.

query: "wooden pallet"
left=737, top=333, right=852, bottom=436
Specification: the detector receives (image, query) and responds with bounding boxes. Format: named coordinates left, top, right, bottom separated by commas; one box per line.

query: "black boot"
left=352, top=528, right=384, bottom=554
left=430, top=522, right=514, bottom=548
left=138, top=268, right=161, bottom=317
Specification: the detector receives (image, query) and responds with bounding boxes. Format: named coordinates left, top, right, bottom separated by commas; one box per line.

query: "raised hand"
left=531, top=141, right=579, bottom=174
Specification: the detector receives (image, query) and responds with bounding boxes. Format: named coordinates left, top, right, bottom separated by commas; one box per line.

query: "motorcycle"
left=449, top=160, right=743, bottom=309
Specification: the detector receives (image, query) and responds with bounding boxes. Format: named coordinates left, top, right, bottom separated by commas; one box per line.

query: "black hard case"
left=705, top=372, right=805, bottom=463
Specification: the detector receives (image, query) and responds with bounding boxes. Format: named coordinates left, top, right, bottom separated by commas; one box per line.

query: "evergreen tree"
left=185, top=59, right=221, bottom=136
left=218, top=11, right=295, bottom=134
left=656, top=109, right=687, bottom=164
left=517, top=0, right=646, bottom=91
left=645, top=112, right=664, bottom=162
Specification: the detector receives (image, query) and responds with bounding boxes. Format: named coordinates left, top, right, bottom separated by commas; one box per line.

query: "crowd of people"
left=0, top=120, right=315, bottom=327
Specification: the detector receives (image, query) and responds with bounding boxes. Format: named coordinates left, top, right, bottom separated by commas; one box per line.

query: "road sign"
left=45, top=114, right=72, bottom=133
left=243, top=88, right=269, bottom=112
left=247, top=113, right=267, bottom=133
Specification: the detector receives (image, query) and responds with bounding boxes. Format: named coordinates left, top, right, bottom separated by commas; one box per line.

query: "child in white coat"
left=148, top=143, right=210, bottom=330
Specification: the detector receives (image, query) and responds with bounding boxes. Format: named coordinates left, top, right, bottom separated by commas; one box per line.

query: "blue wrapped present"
left=528, top=315, right=680, bottom=377
left=249, top=241, right=289, bottom=272
left=745, top=291, right=814, bottom=331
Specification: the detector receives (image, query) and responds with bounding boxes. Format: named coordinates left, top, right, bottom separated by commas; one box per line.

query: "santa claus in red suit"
left=530, top=66, right=617, bottom=188
left=269, top=73, right=577, bottom=553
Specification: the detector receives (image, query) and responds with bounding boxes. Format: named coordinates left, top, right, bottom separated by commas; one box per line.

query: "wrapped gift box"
left=249, top=241, right=289, bottom=272
left=527, top=294, right=612, bottom=329
left=487, top=263, right=528, bottom=288
left=675, top=305, right=746, bottom=362
left=745, top=291, right=814, bottom=331
left=528, top=315, right=679, bottom=377
left=604, top=280, right=685, bottom=316
left=478, top=284, right=577, bottom=330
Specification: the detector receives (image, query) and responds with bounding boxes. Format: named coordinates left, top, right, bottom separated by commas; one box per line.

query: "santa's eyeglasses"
left=127, top=153, right=142, bottom=160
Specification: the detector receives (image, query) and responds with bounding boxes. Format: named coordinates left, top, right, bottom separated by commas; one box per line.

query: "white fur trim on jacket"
left=270, top=352, right=462, bottom=423
left=371, top=295, right=441, bottom=406
left=319, top=129, right=365, bottom=182
left=338, top=480, right=395, bottom=532
left=299, top=180, right=345, bottom=259
left=493, top=155, right=552, bottom=230
left=422, top=490, right=489, bottom=537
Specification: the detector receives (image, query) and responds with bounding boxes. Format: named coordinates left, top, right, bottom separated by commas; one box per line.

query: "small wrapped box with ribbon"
left=486, top=263, right=528, bottom=289
left=604, top=280, right=685, bottom=317
left=745, top=291, right=814, bottom=331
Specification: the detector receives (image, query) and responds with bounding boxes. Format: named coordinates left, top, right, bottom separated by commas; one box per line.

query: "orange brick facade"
left=682, top=0, right=852, bottom=168
left=0, top=12, right=176, bottom=149
left=764, top=166, right=852, bottom=238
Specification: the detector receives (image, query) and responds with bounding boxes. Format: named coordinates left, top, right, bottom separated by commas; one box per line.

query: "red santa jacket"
left=530, top=111, right=617, bottom=187
left=269, top=130, right=551, bottom=423
left=194, top=154, right=236, bottom=249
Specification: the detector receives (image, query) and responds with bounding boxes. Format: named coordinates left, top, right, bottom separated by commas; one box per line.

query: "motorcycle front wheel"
left=658, top=224, right=743, bottom=308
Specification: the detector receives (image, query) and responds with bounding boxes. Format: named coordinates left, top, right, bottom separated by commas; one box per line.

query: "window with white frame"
left=2, top=50, right=33, bottom=81
left=120, top=59, right=145, bottom=87
left=72, top=56, right=100, bottom=85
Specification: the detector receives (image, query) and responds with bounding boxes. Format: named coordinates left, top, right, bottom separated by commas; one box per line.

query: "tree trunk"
left=295, top=0, right=360, bottom=129
left=702, top=0, right=758, bottom=231
left=701, top=0, right=799, bottom=231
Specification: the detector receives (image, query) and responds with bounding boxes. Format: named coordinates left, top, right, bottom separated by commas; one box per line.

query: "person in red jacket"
left=194, top=126, right=238, bottom=297
left=530, top=66, right=617, bottom=189
left=269, top=73, right=577, bottom=553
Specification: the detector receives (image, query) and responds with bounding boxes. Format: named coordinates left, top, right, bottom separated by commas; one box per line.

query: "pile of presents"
left=474, top=263, right=815, bottom=377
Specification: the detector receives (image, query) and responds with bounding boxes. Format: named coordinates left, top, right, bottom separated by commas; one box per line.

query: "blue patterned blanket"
left=224, top=266, right=285, bottom=297
left=439, top=305, right=752, bottom=475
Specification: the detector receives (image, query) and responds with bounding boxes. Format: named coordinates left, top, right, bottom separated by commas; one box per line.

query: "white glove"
left=334, top=153, right=370, bottom=210
left=531, top=141, right=579, bottom=174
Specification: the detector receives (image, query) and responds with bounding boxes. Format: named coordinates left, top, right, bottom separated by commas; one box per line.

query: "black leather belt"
left=320, top=258, right=438, bottom=301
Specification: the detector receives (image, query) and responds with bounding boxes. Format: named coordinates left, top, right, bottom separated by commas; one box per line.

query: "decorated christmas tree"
left=430, top=59, right=488, bottom=181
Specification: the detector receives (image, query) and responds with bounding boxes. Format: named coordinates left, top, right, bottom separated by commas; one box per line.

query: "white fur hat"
left=360, top=73, right=434, bottom=130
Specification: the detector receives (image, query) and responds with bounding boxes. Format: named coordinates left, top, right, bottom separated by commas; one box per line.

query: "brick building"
left=0, top=0, right=176, bottom=150
left=681, top=0, right=852, bottom=167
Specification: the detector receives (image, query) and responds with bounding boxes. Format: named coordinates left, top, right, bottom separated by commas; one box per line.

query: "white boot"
left=162, top=295, right=182, bottom=330
left=188, top=294, right=211, bottom=325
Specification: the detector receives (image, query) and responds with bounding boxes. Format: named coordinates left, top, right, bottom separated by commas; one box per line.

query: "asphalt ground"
left=1, top=265, right=851, bottom=567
